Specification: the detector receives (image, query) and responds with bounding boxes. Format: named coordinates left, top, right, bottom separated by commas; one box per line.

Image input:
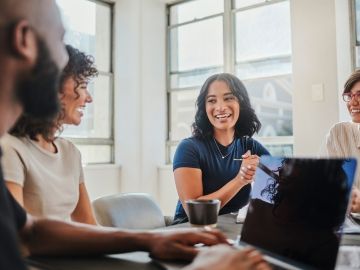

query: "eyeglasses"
left=342, top=92, right=360, bottom=103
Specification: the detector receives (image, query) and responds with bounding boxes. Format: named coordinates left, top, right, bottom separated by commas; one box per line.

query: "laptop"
left=237, top=156, right=357, bottom=270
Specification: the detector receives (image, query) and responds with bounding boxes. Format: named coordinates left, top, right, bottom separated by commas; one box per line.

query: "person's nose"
left=349, top=95, right=359, bottom=106
left=85, top=90, right=93, bottom=103
left=215, top=100, right=226, bottom=112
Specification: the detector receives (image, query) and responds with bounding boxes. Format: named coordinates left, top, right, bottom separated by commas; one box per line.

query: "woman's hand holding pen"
left=237, top=150, right=259, bottom=185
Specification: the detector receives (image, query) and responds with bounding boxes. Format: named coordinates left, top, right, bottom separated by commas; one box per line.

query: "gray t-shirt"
left=1, top=134, right=84, bottom=221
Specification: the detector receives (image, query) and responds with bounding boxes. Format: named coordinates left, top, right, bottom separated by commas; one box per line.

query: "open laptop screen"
left=240, top=156, right=356, bottom=269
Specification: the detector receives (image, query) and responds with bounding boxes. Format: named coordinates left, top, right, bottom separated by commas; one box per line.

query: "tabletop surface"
left=28, top=214, right=360, bottom=270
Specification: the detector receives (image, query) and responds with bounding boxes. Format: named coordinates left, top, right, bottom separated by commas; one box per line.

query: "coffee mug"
left=185, top=199, right=221, bottom=227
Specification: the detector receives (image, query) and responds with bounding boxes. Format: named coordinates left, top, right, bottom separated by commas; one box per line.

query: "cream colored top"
left=1, top=133, right=84, bottom=221
left=325, top=121, right=360, bottom=189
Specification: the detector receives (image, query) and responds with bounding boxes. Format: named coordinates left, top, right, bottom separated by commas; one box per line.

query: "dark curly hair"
left=192, top=73, right=261, bottom=139
left=261, top=158, right=349, bottom=229
left=10, top=45, right=98, bottom=141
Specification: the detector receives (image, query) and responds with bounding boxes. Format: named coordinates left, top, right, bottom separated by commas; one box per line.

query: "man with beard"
left=0, top=1, right=270, bottom=270
left=0, top=0, right=229, bottom=269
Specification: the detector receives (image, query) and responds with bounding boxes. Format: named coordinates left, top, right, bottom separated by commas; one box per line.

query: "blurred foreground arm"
left=19, top=215, right=228, bottom=261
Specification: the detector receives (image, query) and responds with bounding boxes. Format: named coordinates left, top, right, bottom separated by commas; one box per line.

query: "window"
left=354, top=0, right=360, bottom=68
left=56, top=0, right=114, bottom=164
left=167, top=0, right=293, bottom=162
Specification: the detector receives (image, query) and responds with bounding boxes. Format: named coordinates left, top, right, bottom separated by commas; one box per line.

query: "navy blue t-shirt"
left=173, top=136, right=270, bottom=224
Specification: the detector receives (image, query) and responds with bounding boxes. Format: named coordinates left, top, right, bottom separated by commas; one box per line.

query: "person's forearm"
left=196, top=175, right=248, bottom=208
left=21, top=217, right=154, bottom=256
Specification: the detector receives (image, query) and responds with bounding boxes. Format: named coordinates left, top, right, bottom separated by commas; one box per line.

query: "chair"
left=92, top=193, right=172, bottom=230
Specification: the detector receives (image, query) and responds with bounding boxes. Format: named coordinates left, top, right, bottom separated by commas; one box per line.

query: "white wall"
left=86, top=0, right=354, bottom=216
left=291, top=0, right=352, bottom=156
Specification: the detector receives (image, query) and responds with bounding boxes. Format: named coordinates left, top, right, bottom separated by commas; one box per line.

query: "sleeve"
left=246, top=138, right=270, bottom=156
left=7, top=189, right=27, bottom=230
left=77, top=149, right=85, bottom=184
left=1, top=143, right=26, bottom=187
left=173, top=138, right=201, bottom=171
left=325, top=124, right=344, bottom=157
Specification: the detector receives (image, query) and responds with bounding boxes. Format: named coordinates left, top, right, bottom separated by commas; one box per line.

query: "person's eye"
left=225, top=96, right=235, bottom=101
left=207, top=99, right=216, bottom=104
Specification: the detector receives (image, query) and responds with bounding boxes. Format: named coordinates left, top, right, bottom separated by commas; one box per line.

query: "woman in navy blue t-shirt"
left=173, top=73, right=269, bottom=224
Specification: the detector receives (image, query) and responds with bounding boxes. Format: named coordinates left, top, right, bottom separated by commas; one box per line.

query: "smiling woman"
left=172, top=73, right=270, bottom=224
left=1, top=45, right=98, bottom=225
left=325, top=69, right=360, bottom=214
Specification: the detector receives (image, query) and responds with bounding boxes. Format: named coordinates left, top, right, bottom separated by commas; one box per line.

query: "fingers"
left=239, top=166, right=256, bottom=182
left=242, top=150, right=251, bottom=158
left=185, top=230, right=229, bottom=246
left=149, top=231, right=228, bottom=261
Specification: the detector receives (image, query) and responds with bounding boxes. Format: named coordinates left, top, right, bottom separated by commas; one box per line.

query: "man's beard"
left=15, top=37, right=61, bottom=120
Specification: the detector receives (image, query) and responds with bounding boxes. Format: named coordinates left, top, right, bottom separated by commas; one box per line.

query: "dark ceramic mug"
left=185, top=199, right=221, bottom=227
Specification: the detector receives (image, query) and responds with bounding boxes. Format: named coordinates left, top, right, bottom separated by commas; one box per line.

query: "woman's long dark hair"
left=10, top=45, right=98, bottom=142
left=192, top=73, right=261, bottom=139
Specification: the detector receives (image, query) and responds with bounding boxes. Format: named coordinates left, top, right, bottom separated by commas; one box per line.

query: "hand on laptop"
left=184, top=244, right=271, bottom=270
left=148, top=229, right=228, bottom=261
left=351, top=187, right=360, bottom=213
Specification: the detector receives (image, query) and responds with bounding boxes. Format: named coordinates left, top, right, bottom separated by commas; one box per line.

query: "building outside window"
left=56, top=0, right=114, bottom=164
left=167, top=0, right=293, bottom=163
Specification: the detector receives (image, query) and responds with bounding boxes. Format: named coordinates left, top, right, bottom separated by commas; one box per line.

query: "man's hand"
left=351, top=187, right=360, bottom=213
left=184, top=245, right=271, bottom=270
left=147, top=229, right=228, bottom=261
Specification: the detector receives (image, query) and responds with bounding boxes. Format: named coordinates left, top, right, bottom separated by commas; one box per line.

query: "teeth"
left=215, top=113, right=230, bottom=119
left=352, top=109, right=360, bottom=113
left=77, top=107, right=85, bottom=113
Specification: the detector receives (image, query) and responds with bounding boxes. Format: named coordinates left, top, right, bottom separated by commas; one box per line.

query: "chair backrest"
left=92, top=193, right=167, bottom=230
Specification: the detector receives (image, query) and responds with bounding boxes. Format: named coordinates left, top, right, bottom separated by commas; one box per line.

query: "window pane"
left=170, top=0, right=223, bottom=25
left=170, top=90, right=199, bottom=141
left=235, top=0, right=266, bottom=9
left=170, top=17, right=224, bottom=72
left=355, top=46, right=360, bottom=68
left=242, top=75, right=293, bottom=137
left=236, top=56, right=291, bottom=80
left=77, top=145, right=112, bottom=164
left=62, top=75, right=112, bottom=138
left=56, top=0, right=112, bottom=72
left=235, top=1, right=291, bottom=63
left=356, top=0, right=360, bottom=44
left=170, top=67, right=223, bottom=89
left=260, top=143, right=293, bottom=156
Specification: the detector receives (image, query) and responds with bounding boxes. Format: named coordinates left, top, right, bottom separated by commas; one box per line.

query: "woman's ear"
left=11, top=20, right=37, bottom=65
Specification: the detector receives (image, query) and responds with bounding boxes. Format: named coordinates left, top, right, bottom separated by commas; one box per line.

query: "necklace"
left=213, top=137, right=236, bottom=159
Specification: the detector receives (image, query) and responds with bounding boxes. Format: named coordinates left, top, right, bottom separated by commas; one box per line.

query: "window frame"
left=166, top=0, right=293, bottom=163
left=59, top=0, right=115, bottom=164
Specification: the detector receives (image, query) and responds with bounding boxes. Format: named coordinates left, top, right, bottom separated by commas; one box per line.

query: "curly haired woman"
left=2, top=45, right=98, bottom=224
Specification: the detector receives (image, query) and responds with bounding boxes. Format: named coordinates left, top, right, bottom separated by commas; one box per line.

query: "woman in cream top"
left=325, top=70, right=360, bottom=213
left=2, top=45, right=97, bottom=224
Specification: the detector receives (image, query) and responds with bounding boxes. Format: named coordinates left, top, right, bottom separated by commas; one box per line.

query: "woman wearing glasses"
left=172, top=73, right=269, bottom=224
left=325, top=69, right=360, bottom=213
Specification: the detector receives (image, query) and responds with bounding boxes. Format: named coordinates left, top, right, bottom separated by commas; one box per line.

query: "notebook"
left=238, top=156, right=357, bottom=270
